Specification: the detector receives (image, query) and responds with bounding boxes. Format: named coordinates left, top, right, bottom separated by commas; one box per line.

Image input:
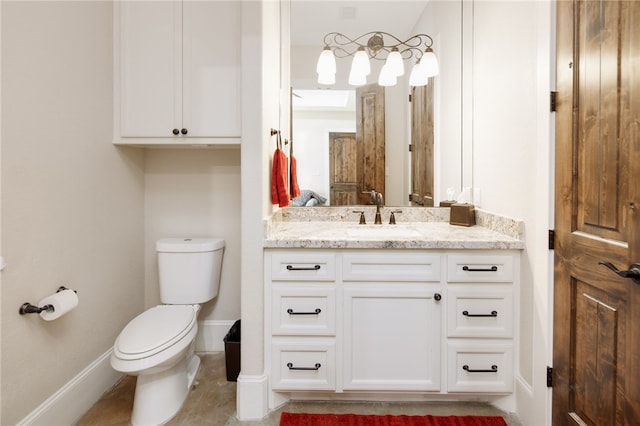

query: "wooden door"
left=356, top=84, right=385, bottom=205
left=329, top=132, right=358, bottom=205
left=411, top=83, right=435, bottom=207
left=553, top=1, right=640, bottom=425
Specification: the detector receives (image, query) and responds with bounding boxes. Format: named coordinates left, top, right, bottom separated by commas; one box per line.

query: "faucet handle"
left=389, top=210, right=402, bottom=225
left=352, top=210, right=366, bottom=225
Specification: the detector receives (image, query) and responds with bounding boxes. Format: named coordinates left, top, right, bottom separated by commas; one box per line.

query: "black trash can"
left=224, top=320, right=241, bottom=382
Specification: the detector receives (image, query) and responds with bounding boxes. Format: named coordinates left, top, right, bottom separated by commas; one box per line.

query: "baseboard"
left=236, top=373, right=269, bottom=420
left=195, top=319, right=236, bottom=352
left=18, top=348, right=123, bottom=426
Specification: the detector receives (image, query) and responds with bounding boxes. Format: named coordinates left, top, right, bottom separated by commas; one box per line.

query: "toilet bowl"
left=111, top=237, right=224, bottom=426
left=111, top=305, right=201, bottom=426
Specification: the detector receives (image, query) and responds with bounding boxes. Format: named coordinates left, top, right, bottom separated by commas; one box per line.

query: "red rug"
left=279, top=412, right=507, bottom=426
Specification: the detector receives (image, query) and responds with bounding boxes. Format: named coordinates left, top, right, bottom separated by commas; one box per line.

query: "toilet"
left=111, top=237, right=225, bottom=426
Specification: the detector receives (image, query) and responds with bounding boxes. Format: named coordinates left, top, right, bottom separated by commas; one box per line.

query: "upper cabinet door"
left=182, top=1, right=240, bottom=138
left=118, top=1, right=181, bottom=138
left=115, top=0, right=241, bottom=144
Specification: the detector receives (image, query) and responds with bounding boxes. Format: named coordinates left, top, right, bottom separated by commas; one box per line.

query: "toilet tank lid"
left=156, top=238, right=225, bottom=253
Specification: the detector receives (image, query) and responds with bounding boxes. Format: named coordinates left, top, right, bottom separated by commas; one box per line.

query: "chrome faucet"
left=370, top=190, right=384, bottom=224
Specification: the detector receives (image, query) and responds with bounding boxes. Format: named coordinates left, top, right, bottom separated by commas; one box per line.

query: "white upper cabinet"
left=115, top=1, right=241, bottom=145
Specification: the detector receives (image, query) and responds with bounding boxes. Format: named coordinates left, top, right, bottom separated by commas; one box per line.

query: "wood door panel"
left=329, top=132, right=358, bottom=205
left=577, top=0, right=627, bottom=240
left=356, top=84, right=385, bottom=205
left=573, top=279, right=623, bottom=426
left=411, top=84, right=434, bottom=207
left=554, top=0, right=640, bottom=424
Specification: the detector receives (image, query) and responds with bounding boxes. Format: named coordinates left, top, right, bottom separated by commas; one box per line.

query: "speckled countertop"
left=264, top=207, right=525, bottom=250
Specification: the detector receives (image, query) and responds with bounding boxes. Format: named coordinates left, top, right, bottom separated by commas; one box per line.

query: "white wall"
left=143, top=148, right=241, bottom=323
left=469, top=1, right=554, bottom=425
left=1, top=2, right=145, bottom=424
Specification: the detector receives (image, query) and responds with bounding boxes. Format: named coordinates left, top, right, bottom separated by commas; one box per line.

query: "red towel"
left=271, top=148, right=289, bottom=207
left=289, top=154, right=300, bottom=199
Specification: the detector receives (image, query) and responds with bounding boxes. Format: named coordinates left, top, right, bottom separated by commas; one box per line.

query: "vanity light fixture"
left=316, top=31, right=439, bottom=87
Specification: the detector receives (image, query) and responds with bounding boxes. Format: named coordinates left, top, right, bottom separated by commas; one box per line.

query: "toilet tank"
left=156, top=238, right=225, bottom=304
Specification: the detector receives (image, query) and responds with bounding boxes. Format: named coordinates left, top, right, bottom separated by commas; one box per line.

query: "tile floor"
left=74, top=352, right=522, bottom=426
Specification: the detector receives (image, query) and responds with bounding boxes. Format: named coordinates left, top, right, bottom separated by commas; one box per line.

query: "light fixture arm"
left=322, top=31, right=434, bottom=62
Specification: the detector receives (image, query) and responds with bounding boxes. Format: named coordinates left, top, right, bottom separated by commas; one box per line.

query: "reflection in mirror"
left=290, top=1, right=464, bottom=207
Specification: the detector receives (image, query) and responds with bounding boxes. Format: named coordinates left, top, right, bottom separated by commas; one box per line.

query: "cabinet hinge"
left=547, top=366, right=553, bottom=387
left=409, top=193, right=413, bottom=203
left=409, top=93, right=412, bottom=102
left=409, top=144, right=413, bottom=152
left=548, top=229, right=555, bottom=250
left=550, top=91, right=558, bottom=112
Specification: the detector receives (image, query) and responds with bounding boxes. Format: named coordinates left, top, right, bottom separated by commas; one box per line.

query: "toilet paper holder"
left=19, top=286, right=76, bottom=315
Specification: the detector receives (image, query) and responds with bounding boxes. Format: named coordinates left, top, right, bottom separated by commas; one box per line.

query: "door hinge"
left=550, top=91, right=558, bottom=112
left=409, top=144, right=413, bottom=152
left=547, top=366, right=553, bottom=387
left=548, top=229, right=555, bottom=250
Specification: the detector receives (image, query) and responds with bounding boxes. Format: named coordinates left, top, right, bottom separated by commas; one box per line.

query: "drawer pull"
left=462, top=265, right=498, bottom=272
left=462, top=310, right=498, bottom=318
left=286, top=264, right=321, bottom=271
left=287, top=308, right=322, bottom=315
left=463, top=364, right=498, bottom=373
left=287, top=362, right=321, bottom=371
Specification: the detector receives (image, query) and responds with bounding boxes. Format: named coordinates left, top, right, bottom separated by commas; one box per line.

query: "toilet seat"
left=114, top=305, right=197, bottom=361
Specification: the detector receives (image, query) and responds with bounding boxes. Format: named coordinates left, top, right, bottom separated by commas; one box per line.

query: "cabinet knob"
left=172, top=128, right=180, bottom=135
left=181, top=128, right=188, bottom=135
left=434, top=293, right=442, bottom=301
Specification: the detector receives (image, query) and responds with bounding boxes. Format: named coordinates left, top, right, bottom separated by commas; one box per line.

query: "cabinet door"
left=343, top=284, right=442, bottom=391
left=119, top=1, right=181, bottom=137
left=182, top=1, right=240, bottom=137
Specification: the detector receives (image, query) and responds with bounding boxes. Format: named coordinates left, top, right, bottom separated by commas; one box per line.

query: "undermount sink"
left=345, top=225, right=421, bottom=238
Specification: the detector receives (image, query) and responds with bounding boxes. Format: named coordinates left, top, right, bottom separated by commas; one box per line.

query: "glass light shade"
left=385, top=48, right=405, bottom=76
left=419, top=48, right=439, bottom=77
left=316, top=46, right=336, bottom=75
left=378, top=64, right=397, bottom=86
left=351, top=48, right=371, bottom=76
left=409, top=62, right=429, bottom=86
left=317, top=72, right=336, bottom=85
left=348, top=68, right=367, bottom=86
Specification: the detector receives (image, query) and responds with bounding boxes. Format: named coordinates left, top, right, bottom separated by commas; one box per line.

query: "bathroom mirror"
left=288, top=0, right=467, bottom=207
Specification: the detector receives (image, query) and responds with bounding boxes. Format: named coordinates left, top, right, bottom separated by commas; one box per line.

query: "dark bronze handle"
left=462, top=310, right=498, bottom=317
left=599, top=262, right=640, bottom=284
left=172, top=128, right=180, bottom=135
left=463, top=364, right=498, bottom=373
left=434, top=293, right=442, bottom=301
left=462, top=266, right=498, bottom=272
left=181, top=128, right=188, bottom=135
left=287, top=308, right=321, bottom=315
left=286, top=265, right=321, bottom=271
left=287, top=362, right=321, bottom=371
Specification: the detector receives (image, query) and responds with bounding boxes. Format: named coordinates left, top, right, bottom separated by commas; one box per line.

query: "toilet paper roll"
left=38, top=289, right=79, bottom=321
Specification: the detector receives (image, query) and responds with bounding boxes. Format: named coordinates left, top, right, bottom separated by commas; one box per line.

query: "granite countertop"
left=264, top=207, right=525, bottom=250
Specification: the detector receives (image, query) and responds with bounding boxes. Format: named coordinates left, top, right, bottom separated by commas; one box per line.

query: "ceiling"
left=290, top=1, right=429, bottom=47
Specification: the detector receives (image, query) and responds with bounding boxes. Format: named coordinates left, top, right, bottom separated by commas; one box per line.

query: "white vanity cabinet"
left=264, top=248, right=519, bottom=402
left=269, top=253, right=338, bottom=391
left=342, top=253, right=442, bottom=391
left=445, top=254, right=515, bottom=393
left=114, top=0, right=241, bottom=145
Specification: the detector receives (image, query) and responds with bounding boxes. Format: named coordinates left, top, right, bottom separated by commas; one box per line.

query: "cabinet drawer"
left=447, top=254, right=513, bottom=282
left=342, top=253, right=440, bottom=282
left=271, top=253, right=336, bottom=281
left=447, top=285, right=513, bottom=338
left=272, top=286, right=336, bottom=336
left=271, top=340, right=336, bottom=390
left=446, top=341, right=513, bottom=393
